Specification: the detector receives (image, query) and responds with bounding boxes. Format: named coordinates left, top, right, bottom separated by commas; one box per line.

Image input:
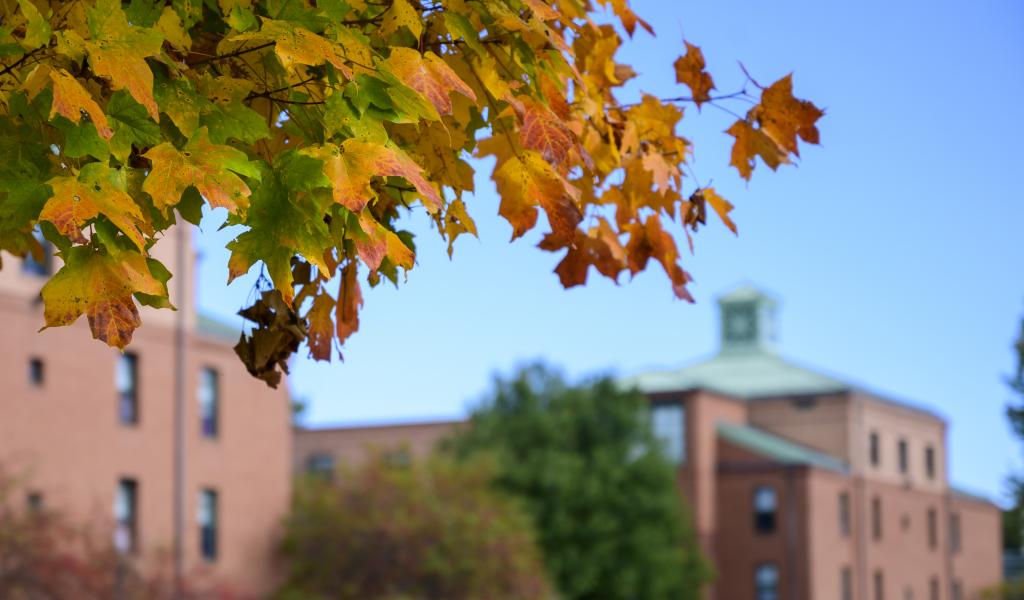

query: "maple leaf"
left=41, top=163, right=151, bottom=251
left=44, top=68, right=113, bottom=140
left=379, top=0, right=423, bottom=40
left=306, top=292, right=335, bottom=361
left=383, top=48, right=477, bottom=117
left=756, top=74, right=824, bottom=155
left=674, top=42, right=715, bottom=107
left=726, top=120, right=790, bottom=180
left=513, top=96, right=577, bottom=167
left=230, top=19, right=355, bottom=79
left=624, top=214, right=693, bottom=301
left=335, top=262, right=362, bottom=346
left=348, top=210, right=415, bottom=272
left=143, top=128, right=261, bottom=214
left=440, top=198, right=478, bottom=258
left=40, top=246, right=169, bottom=349
left=607, top=0, right=654, bottom=36
left=493, top=151, right=582, bottom=244
left=305, top=140, right=443, bottom=214
left=234, top=289, right=305, bottom=388
left=548, top=219, right=627, bottom=289
left=84, top=0, right=163, bottom=121
left=17, top=0, right=51, bottom=50
left=692, top=187, right=737, bottom=235
left=226, top=166, right=331, bottom=306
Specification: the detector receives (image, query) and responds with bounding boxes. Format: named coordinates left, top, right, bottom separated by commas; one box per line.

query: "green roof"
left=196, top=312, right=241, bottom=342
left=622, top=351, right=850, bottom=399
left=717, top=422, right=849, bottom=473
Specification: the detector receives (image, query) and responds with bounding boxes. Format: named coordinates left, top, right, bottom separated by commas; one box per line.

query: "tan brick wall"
left=294, top=420, right=463, bottom=473
left=0, top=229, right=291, bottom=597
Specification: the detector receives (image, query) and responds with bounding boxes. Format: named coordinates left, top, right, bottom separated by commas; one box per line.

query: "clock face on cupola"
left=724, top=302, right=758, bottom=344
left=718, top=286, right=777, bottom=353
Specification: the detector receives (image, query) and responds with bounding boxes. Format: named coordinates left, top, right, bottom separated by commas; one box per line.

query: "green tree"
left=447, top=364, right=711, bottom=600
left=1005, top=311, right=1024, bottom=552
left=276, top=453, right=551, bottom=600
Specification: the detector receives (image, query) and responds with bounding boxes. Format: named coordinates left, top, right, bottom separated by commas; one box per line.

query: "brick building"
left=0, top=228, right=292, bottom=597
left=295, top=285, right=1002, bottom=600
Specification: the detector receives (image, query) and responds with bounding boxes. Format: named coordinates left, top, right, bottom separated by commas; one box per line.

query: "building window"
left=755, top=563, right=779, bottom=600
left=650, top=402, right=685, bottom=464
left=306, top=453, right=335, bottom=480
left=870, top=431, right=880, bottom=466
left=951, top=580, right=963, bottom=600
left=198, top=367, right=219, bottom=438
left=117, top=352, right=139, bottom=425
left=841, top=566, right=853, bottom=600
left=20, top=228, right=52, bottom=276
left=925, top=445, right=935, bottom=480
left=950, top=512, right=961, bottom=553
left=874, top=570, right=885, bottom=600
left=28, top=357, right=44, bottom=387
left=198, top=488, right=218, bottom=561
left=26, top=492, right=43, bottom=513
left=929, top=576, right=940, bottom=600
left=753, top=486, right=777, bottom=534
left=927, top=507, right=937, bottom=549
left=871, top=495, right=883, bottom=540
left=839, top=491, right=851, bottom=537
left=114, top=478, right=138, bottom=554
left=897, top=438, right=908, bottom=474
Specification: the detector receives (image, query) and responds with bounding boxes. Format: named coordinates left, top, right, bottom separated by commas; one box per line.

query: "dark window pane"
left=115, top=479, right=138, bottom=553
left=870, top=432, right=880, bottom=466
left=898, top=439, right=908, bottom=474
left=839, top=491, right=851, bottom=537
left=199, top=367, right=219, bottom=438
left=199, top=489, right=218, bottom=561
left=927, top=508, right=937, bottom=549
left=26, top=492, right=43, bottom=513
left=117, top=353, right=139, bottom=425
left=755, top=563, right=779, bottom=600
left=950, top=513, right=961, bottom=553
left=28, top=357, right=44, bottom=386
left=306, top=453, right=335, bottom=480
left=872, top=496, right=883, bottom=540
left=650, top=402, right=686, bottom=463
left=754, top=486, right=777, bottom=534
left=925, top=446, right=935, bottom=480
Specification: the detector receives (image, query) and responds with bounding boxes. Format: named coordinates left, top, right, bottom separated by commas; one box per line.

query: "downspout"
left=172, top=223, right=187, bottom=598
left=854, top=397, right=869, bottom=600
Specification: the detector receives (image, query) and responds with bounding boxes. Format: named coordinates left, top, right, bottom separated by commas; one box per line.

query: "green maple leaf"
left=227, top=166, right=332, bottom=306
left=107, top=91, right=162, bottom=163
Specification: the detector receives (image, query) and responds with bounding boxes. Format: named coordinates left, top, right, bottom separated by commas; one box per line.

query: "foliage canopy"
left=0, top=0, right=822, bottom=384
left=277, top=454, right=551, bottom=599
left=447, top=364, right=712, bottom=600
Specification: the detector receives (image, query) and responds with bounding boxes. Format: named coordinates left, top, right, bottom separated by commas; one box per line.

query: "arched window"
left=753, top=485, right=777, bottom=533
left=755, top=563, right=780, bottom=600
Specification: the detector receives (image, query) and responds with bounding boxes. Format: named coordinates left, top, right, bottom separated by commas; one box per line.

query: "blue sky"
left=193, top=0, right=1024, bottom=503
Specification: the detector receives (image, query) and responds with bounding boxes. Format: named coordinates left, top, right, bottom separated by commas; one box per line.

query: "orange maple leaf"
left=756, top=74, right=824, bottom=156
left=384, top=48, right=476, bottom=117
left=674, top=42, right=715, bottom=107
